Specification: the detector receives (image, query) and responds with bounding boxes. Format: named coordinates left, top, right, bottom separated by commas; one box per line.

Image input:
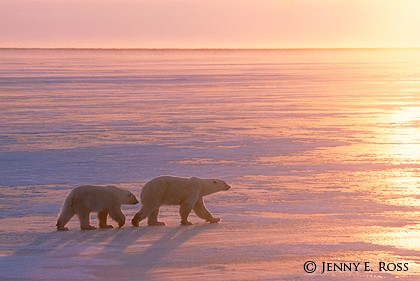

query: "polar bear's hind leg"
left=132, top=204, right=155, bottom=226
left=78, top=212, right=96, bottom=230
left=98, top=211, right=113, bottom=228
left=147, top=208, right=166, bottom=226
left=179, top=202, right=194, bottom=225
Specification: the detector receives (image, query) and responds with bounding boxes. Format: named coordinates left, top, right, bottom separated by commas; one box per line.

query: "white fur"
left=132, top=176, right=230, bottom=226
left=56, top=185, right=138, bottom=231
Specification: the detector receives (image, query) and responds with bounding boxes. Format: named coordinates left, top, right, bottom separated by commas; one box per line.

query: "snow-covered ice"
left=0, top=49, right=419, bottom=280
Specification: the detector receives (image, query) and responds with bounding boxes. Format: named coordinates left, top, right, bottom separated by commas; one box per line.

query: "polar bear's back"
left=70, top=185, right=120, bottom=211
left=140, top=176, right=198, bottom=205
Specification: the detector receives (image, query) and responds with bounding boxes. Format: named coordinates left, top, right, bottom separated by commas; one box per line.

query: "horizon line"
left=2, top=47, right=420, bottom=51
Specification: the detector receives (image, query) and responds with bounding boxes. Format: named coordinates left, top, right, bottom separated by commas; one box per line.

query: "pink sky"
left=1, top=0, right=420, bottom=48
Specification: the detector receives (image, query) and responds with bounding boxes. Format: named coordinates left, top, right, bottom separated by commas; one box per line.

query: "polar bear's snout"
left=128, top=193, right=139, bottom=205
left=225, top=184, right=231, bottom=190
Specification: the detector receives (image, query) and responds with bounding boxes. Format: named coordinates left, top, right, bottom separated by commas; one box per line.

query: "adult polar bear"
left=131, top=176, right=231, bottom=226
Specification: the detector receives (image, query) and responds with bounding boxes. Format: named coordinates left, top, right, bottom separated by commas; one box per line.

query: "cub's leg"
left=179, top=202, right=194, bottom=225
left=78, top=212, right=96, bottom=230
left=98, top=211, right=113, bottom=228
left=108, top=209, right=125, bottom=228
left=193, top=197, right=221, bottom=223
left=56, top=208, right=75, bottom=231
left=147, top=208, right=166, bottom=226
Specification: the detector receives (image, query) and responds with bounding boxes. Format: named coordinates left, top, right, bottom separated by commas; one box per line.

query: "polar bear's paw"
left=81, top=225, right=97, bottom=230
left=207, top=217, right=221, bottom=224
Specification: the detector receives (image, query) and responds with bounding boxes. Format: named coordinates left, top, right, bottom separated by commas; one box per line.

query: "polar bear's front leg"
left=193, top=197, right=221, bottom=223
left=179, top=202, right=193, bottom=225
left=56, top=208, right=74, bottom=231
left=109, top=209, right=126, bottom=228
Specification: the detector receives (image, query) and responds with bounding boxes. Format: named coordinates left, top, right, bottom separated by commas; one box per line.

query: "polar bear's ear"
left=213, top=180, right=217, bottom=184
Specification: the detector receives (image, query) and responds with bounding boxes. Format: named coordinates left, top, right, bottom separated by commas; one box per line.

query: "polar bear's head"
left=211, top=179, right=231, bottom=191
left=199, top=178, right=231, bottom=196
left=119, top=189, right=139, bottom=205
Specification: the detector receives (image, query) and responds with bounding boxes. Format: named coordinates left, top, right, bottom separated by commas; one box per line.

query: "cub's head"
left=120, top=189, right=139, bottom=205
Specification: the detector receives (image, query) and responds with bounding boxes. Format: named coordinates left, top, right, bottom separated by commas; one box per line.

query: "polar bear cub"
left=56, top=185, right=139, bottom=231
left=131, top=176, right=231, bottom=226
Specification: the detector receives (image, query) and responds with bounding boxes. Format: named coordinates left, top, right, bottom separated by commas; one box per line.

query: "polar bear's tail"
left=56, top=189, right=76, bottom=231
